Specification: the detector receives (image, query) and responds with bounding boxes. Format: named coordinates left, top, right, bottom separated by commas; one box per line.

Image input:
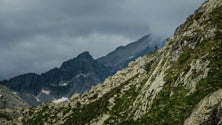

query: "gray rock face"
left=0, top=84, right=29, bottom=109
left=184, top=89, right=222, bottom=125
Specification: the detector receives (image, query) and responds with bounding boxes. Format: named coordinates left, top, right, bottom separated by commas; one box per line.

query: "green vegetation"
left=7, top=3, right=222, bottom=125
left=0, top=112, right=12, bottom=121
left=178, top=52, right=191, bottom=64
left=145, top=62, right=152, bottom=72
left=139, top=39, right=221, bottom=124
left=63, top=75, right=139, bottom=125
left=58, top=36, right=222, bottom=125
left=105, top=76, right=149, bottom=124
left=115, top=33, right=222, bottom=125
left=26, top=105, right=52, bottom=125
left=209, top=6, right=222, bottom=29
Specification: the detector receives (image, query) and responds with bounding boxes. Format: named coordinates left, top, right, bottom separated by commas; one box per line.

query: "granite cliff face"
left=0, top=0, right=222, bottom=124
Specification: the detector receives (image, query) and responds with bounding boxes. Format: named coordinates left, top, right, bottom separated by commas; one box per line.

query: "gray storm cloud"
left=0, top=0, right=205, bottom=80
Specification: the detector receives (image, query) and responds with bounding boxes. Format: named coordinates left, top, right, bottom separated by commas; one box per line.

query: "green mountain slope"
left=0, top=0, right=222, bottom=124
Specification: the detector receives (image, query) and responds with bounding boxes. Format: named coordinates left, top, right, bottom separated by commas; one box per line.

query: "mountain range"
left=0, top=0, right=221, bottom=124
left=0, top=34, right=161, bottom=106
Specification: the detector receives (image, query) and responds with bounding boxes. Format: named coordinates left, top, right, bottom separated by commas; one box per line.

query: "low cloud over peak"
left=0, top=0, right=204, bottom=79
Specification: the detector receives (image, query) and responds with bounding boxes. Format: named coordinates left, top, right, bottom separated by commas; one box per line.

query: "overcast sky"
left=0, top=0, right=205, bottom=80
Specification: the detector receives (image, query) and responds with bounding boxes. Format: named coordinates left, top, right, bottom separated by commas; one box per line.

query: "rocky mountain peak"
left=76, top=51, right=92, bottom=59
left=60, top=51, right=94, bottom=71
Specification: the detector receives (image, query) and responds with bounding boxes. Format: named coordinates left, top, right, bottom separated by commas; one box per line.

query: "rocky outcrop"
left=75, top=56, right=147, bottom=105
left=184, top=89, right=222, bottom=125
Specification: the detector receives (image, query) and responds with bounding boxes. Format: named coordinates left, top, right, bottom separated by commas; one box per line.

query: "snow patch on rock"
left=128, top=56, right=134, bottom=59
left=34, top=96, right=40, bottom=102
left=41, top=89, right=50, bottom=95
left=59, top=83, right=68, bottom=87
left=76, top=73, right=89, bottom=78
left=53, top=97, right=69, bottom=103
